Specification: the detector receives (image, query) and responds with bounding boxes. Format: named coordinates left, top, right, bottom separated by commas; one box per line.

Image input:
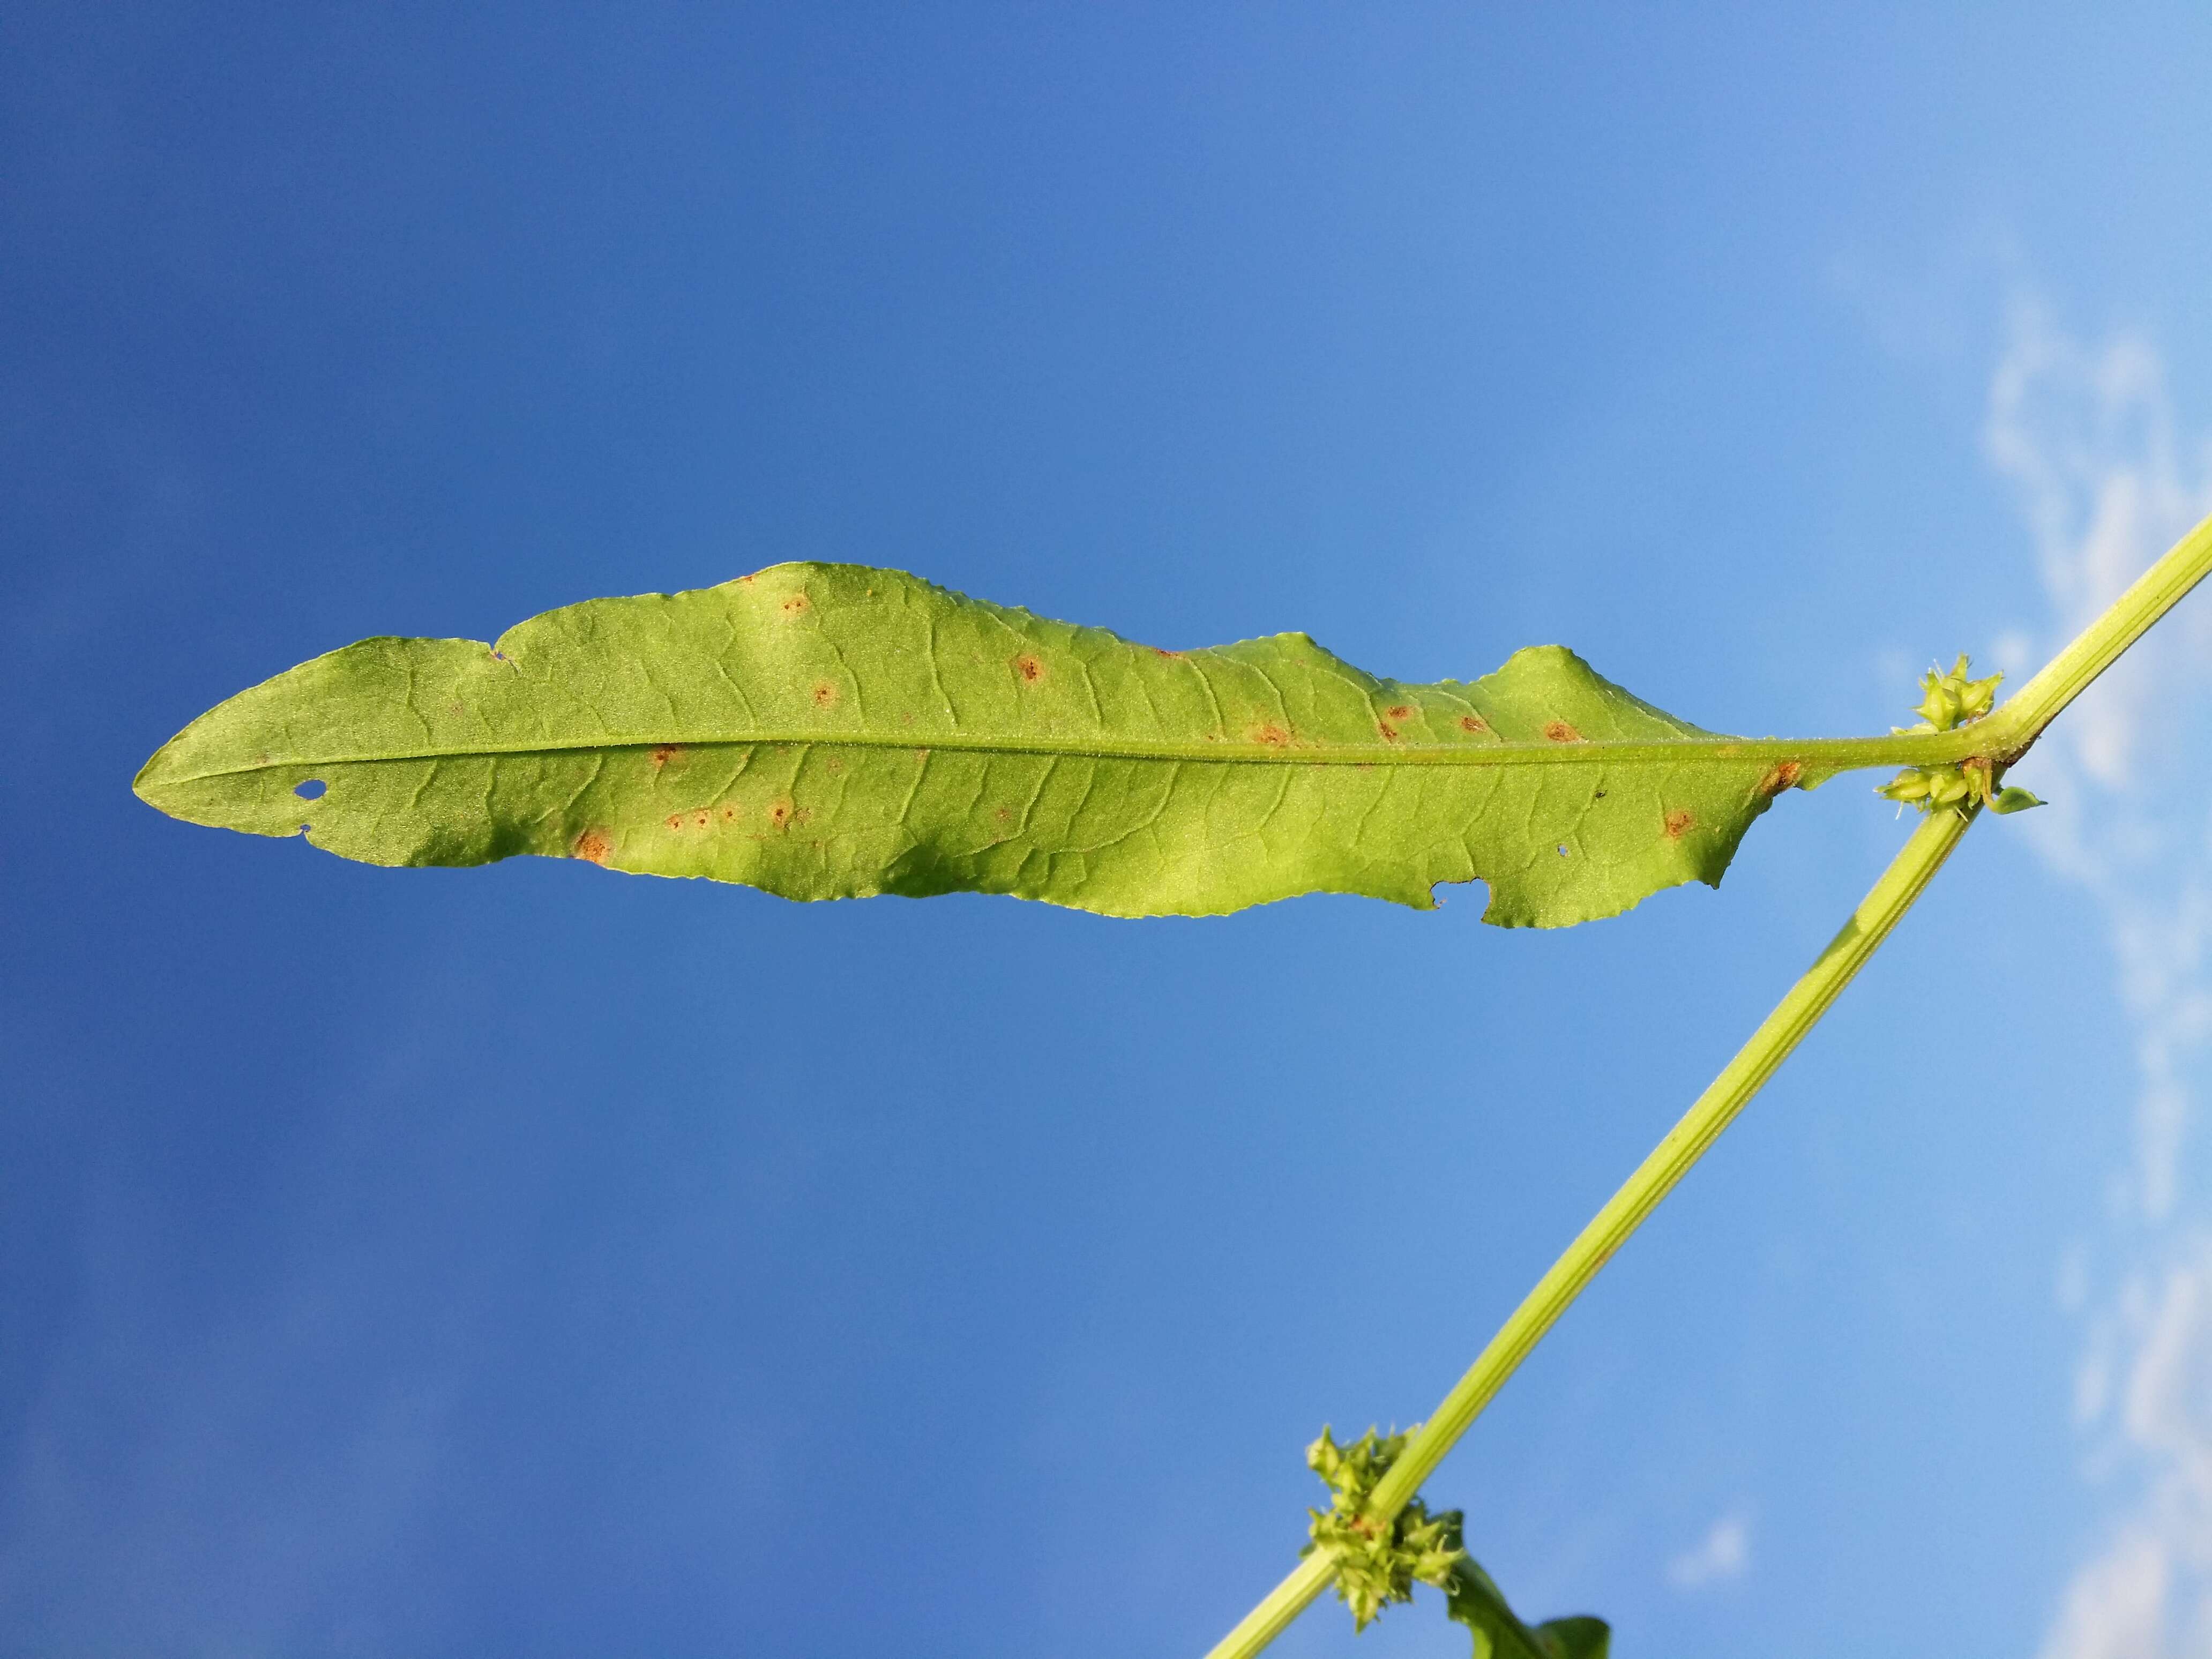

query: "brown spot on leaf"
left=691, top=808, right=712, bottom=830
left=767, top=799, right=793, bottom=830
left=1544, top=721, right=1583, bottom=743
left=1759, top=760, right=1804, bottom=797
left=1150, top=647, right=1183, bottom=659
left=665, top=813, right=685, bottom=832
left=1663, top=808, right=1695, bottom=839
left=780, top=592, right=810, bottom=617
left=1377, top=721, right=1400, bottom=742
left=651, top=744, right=685, bottom=772
left=573, top=829, right=611, bottom=865
left=1387, top=705, right=1413, bottom=721
left=996, top=806, right=1012, bottom=821
left=1459, top=715, right=1486, bottom=734
left=720, top=804, right=741, bottom=824
left=1013, top=653, right=1045, bottom=683
left=811, top=680, right=839, bottom=708
left=1249, top=722, right=1290, bottom=747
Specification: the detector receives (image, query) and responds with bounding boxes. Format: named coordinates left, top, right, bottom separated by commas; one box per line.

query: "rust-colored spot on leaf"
left=767, top=799, right=793, bottom=830
left=1543, top=721, right=1583, bottom=743
left=1249, top=722, right=1290, bottom=747
left=1387, top=704, right=1413, bottom=721
left=665, top=812, right=686, bottom=832
left=1663, top=808, right=1695, bottom=839
left=651, top=744, right=685, bottom=772
left=1759, top=760, right=1804, bottom=797
left=780, top=592, right=810, bottom=617
left=1013, top=654, right=1045, bottom=683
left=720, top=804, right=741, bottom=824
left=572, top=829, right=611, bottom=865
left=1377, top=721, right=1400, bottom=742
left=1459, top=714, right=1486, bottom=734
left=1150, top=647, right=1183, bottom=659
left=811, top=680, right=839, bottom=708
left=690, top=808, right=712, bottom=830
left=995, top=806, right=1012, bottom=821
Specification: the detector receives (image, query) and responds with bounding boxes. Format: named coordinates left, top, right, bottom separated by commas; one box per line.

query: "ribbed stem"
left=1366, top=807, right=1972, bottom=1518
left=1202, top=810, right=1972, bottom=1659
left=1984, top=507, right=2212, bottom=754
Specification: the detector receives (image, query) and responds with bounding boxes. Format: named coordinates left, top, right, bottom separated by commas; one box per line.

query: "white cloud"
left=1989, top=298, right=2212, bottom=1659
left=1665, top=1510, right=1750, bottom=1591
left=2041, top=1528, right=2172, bottom=1659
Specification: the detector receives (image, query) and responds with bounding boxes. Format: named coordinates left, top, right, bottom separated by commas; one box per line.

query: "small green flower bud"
left=1927, top=770, right=1970, bottom=806
left=1916, top=682, right=1961, bottom=730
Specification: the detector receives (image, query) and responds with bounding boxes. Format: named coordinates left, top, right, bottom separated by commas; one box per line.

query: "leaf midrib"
left=152, top=725, right=1987, bottom=786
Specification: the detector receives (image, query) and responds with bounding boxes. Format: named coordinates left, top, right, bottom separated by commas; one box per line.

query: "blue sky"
left=7, top=6, right=2212, bottom=1656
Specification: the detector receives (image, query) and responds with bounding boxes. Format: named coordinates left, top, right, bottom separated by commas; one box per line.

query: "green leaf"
left=1446, top=1560, right=1610, bottom=1659
left=135, top=564, right=1830, bottom=925
left=1990, top=785, right=2045, bottom=814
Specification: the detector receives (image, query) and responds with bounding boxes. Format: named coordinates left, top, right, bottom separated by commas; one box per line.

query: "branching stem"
left=1202, top=506, right=2212, bottom=1659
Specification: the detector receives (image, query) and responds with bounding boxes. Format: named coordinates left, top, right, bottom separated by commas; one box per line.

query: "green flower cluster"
left=1302, top=1426, right=1466, bottom=1630
left=1875, top=654, right=2043, bottom=818
left=1300, top=1424, right=1614, bottom=1654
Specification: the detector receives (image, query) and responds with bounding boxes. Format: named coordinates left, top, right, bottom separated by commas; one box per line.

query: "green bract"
left=135, top=564, right=1831, bottom=927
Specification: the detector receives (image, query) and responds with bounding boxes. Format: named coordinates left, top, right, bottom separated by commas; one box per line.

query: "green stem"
left=1204, top=811, right=1972, bottom=1659
left=1201, top=1554, right=1339, bottom=1659
left=1985, top=506, right=2212, bottom=754
left=1368, top=806, right=1972, bottom=1518
left=1202, top=507, right=2212, bottom=1659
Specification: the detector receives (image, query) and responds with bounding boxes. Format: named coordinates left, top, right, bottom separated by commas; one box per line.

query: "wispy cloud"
left=1666, top=1509, right=1750, bottom=1591
left=1985, top=296, right=2212, bottom=1659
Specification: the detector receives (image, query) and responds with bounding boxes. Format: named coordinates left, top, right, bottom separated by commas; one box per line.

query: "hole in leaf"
left=294, top=779, right=327, bottom=799
left=1557, top=844, right=1569, bottom=856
